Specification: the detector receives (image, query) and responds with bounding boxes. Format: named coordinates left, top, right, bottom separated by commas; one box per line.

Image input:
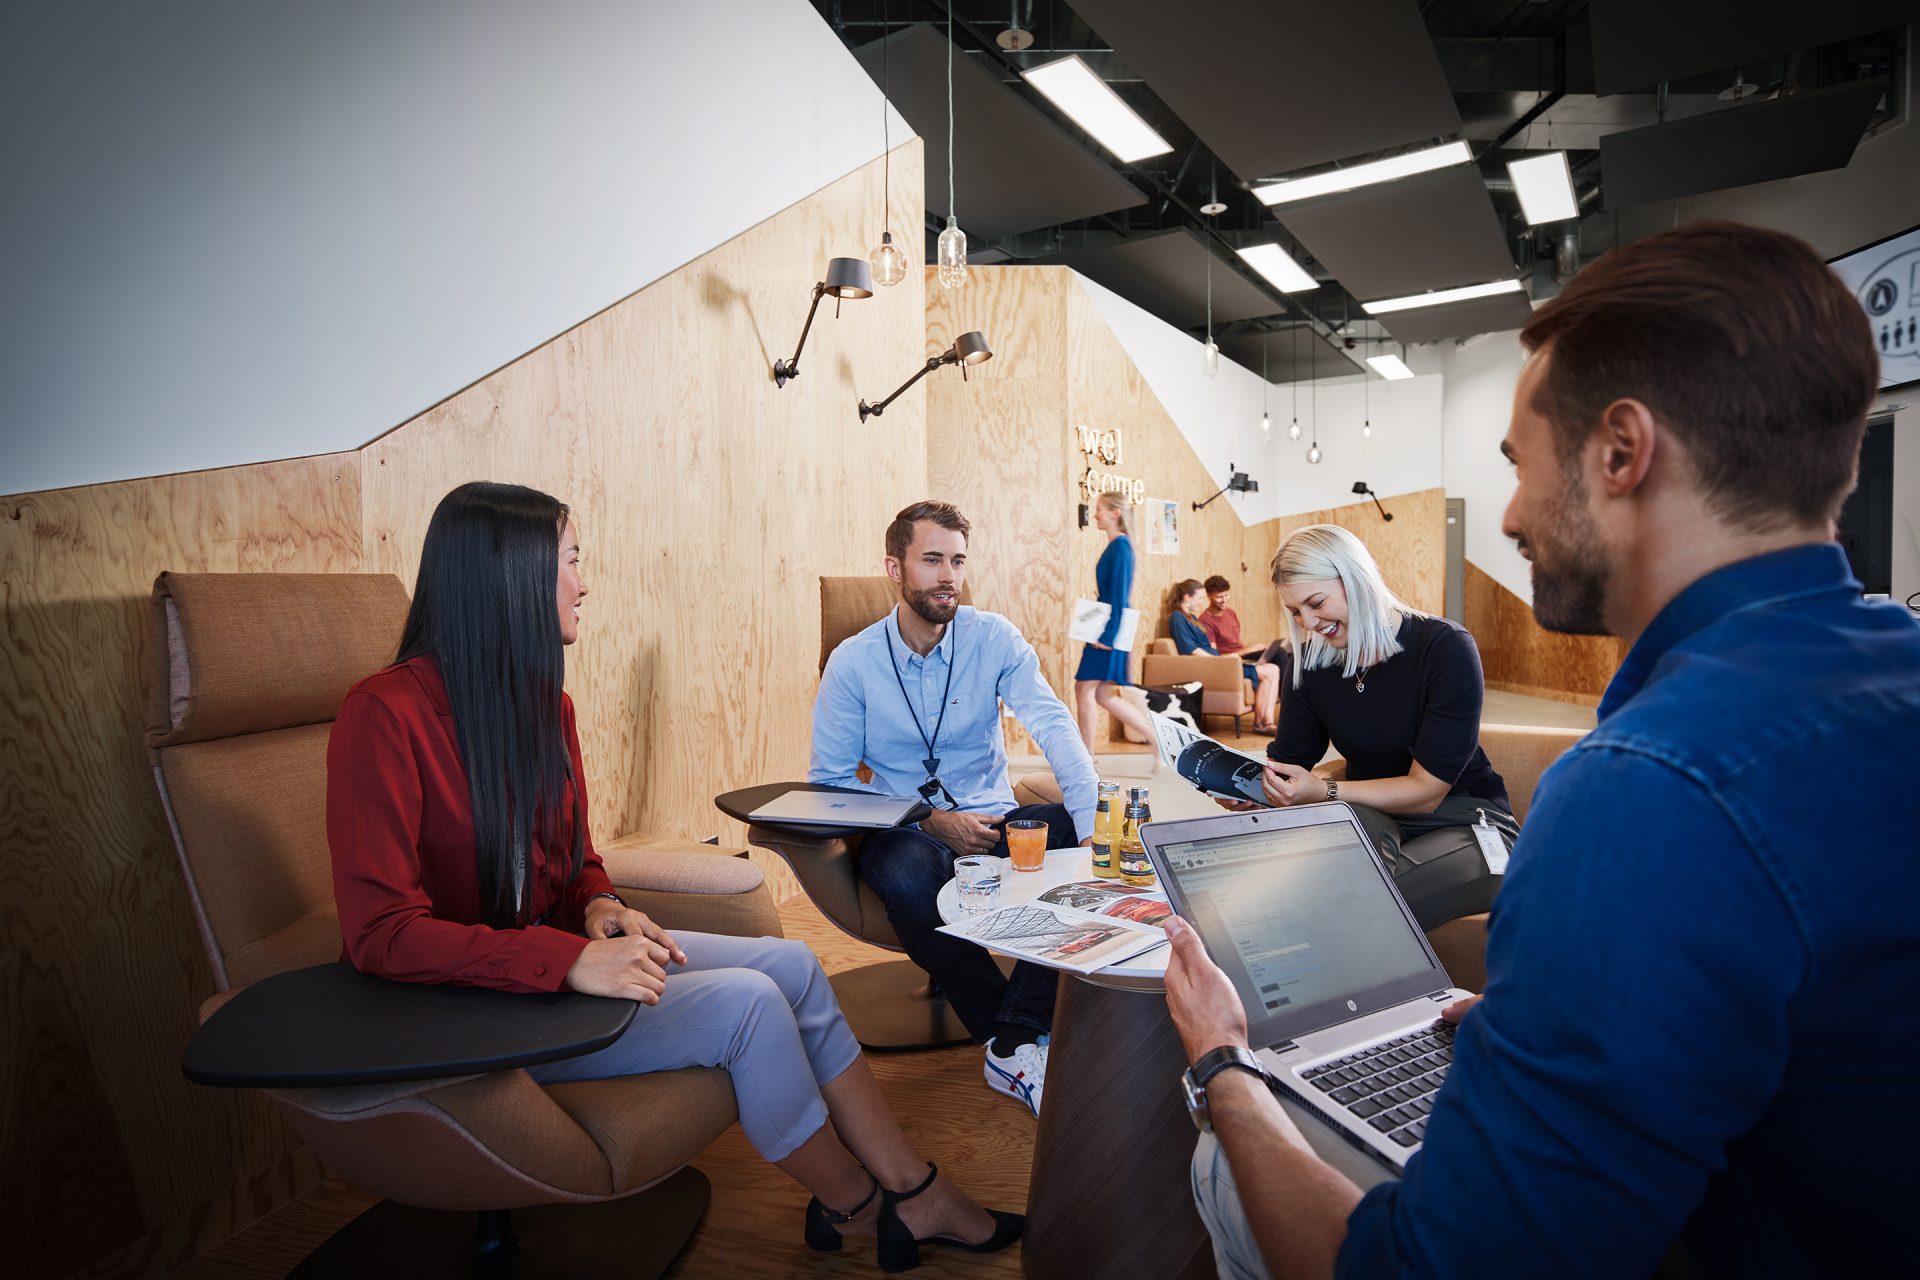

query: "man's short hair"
left=885, top=500, right=971, bottom=561
left=1203, top=574, right=1231, bottom=594
left=1518, top=220, right=1878, bottom=530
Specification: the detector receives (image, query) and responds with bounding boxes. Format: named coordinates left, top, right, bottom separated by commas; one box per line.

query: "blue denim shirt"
left=1340, top=544, right=1920, bottom=1278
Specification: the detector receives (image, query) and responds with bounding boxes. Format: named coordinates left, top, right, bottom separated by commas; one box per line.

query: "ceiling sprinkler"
left=997, top=2, right=1035, bottom=51
left=1718, top=69, right=1761, bottom=101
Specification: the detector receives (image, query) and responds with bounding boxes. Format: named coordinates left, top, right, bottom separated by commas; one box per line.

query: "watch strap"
left=1190, top=1044, right=1266, bottom=1090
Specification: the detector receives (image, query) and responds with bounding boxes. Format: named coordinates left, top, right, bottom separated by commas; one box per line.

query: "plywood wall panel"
left=0, top=455, right=362, bottom=1278
left=1240, top=487, right=1449, bottom=645
left=1464, top=559, right=1626, bottom=704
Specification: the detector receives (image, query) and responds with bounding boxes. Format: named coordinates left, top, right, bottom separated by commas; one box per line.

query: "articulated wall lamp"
left=858, top=330, right=993, bottom=421
left=772, top=257, right=874, bottom=388
left=1193, top=465, right=1259, bottom=511
left=1352, top=481, right=1394, bottom=522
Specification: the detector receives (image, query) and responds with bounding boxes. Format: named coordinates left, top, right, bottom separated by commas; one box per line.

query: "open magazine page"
left=1037, top=880, right=1174, bottom=927
left=1148, top=711, right=1272, bottom=806
left=937, top=901, right=1168, bottom=975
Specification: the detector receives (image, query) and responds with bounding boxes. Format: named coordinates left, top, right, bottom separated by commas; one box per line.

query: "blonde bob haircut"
left=1270, top=524, right=1424, bottom=686
left=1094, top=490, right=1133, bottom=538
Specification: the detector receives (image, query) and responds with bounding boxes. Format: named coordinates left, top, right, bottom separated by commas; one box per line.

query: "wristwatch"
left=1182, top=1045, right=1271, bottom=1132
left=1325, top=779, right=1339, bottom=802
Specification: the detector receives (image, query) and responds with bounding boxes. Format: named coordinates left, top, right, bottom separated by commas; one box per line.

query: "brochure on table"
left=938, top=880, right=1173, bottom=974
left=1148, top=710, right=1271, bottom=806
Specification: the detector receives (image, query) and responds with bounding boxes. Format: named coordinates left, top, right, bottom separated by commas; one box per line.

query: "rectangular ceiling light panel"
left=1237, top=243, right=1320, bottom=293
left=1366, top=353, right=1415, bottom=380
left=1507, top=151, right=1579, bottom=224
left=1255, top=141, right=1472, bottom=207
left=1364, top=277, right=1524, bottom=314
left=1022, top=55, right=1173, bottom=164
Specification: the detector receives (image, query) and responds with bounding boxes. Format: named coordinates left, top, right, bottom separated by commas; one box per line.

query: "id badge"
left=1472, top=809, right=1510, bottom=875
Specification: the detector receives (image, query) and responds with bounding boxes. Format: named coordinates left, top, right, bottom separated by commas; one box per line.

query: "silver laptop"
left=1142, top=802, right=1473, bottom=1172
left=746, top=788, right=921, bottom=829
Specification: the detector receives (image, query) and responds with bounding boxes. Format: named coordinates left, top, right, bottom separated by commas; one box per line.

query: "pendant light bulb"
left=1362, top=420, right=1373, bottom=450
left=1288, top=417, right=1302, bottom=442
left=936, top=216, right=968, bottom=290
left=1261, top=411, right=1272, bottom=436
left=1203, top=338, right=1220, bottom=378
left=869, top=231, right=907, bottom=287
left=1306, top=443, right=1323, bottom=465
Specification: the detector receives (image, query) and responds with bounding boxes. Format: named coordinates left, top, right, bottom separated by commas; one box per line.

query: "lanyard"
left=884, top=610, right=958, bottom=788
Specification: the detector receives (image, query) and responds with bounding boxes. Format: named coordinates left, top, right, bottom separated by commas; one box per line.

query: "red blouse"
left=325, top=655, right=616, bottom=993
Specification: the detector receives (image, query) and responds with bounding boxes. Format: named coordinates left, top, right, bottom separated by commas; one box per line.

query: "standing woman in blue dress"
left=1074, top=490, right=1153, bottom=752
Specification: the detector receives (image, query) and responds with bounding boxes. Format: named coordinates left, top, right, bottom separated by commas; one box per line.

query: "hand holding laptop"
left=1163, top=915, right=1250, bottom=1061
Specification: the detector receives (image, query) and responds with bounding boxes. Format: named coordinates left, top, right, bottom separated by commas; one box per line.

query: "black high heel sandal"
left=875, top=1161, right=1024, bottom=1274
left=804, top=1173, right=879, bottom=1253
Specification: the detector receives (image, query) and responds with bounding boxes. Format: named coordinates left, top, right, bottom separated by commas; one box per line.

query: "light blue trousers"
left=1192, top=1131, right=1277, bottom=1280
left=528, top=932, right=862, bottom=1162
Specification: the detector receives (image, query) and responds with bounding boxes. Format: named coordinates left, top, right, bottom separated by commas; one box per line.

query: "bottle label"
left=1091, top=841, right=1112, bottom=870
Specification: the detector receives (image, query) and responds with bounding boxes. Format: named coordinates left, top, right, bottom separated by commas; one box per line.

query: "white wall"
left=1, top=0, right=908, bottom=495
left=1072, top=274, right=1444, bottom=524
left=1421, top=331, right=1533, bottom=602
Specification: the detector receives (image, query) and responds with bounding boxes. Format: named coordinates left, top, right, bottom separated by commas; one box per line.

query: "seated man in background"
left=811, top=500, right=1099, bottom=1118
left=1171, top=578, right=1282, bottom=734
left=1199, top=574, right=1265, bottom=659
left=1164, top=221, right=1919, bottom=1277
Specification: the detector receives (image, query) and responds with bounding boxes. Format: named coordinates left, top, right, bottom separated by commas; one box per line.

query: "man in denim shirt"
left=1165, top=221, right=1920, bottom=1277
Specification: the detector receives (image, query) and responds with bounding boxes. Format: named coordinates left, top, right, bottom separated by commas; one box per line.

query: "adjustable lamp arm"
left=1191, top=484, right=1232, bottom=512
left=773, top=282, right=829, bottom=387
left=860, top=354, right=944, bottom=421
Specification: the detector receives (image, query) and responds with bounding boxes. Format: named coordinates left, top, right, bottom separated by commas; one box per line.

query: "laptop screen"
left=1149, top=808, right=1445, bottom=1046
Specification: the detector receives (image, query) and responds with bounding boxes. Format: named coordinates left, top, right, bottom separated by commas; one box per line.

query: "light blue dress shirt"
left=810, top=605, right=1100, bottom=840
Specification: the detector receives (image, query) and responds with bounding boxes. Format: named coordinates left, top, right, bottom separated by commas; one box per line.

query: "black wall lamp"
left=772, top=257, right=873, bottom=387
left=1193, top=465, right=1259, bottom=511
left=858, top=331, right=993, bottom=421
left=1353, top=481, right=1394, bottom=521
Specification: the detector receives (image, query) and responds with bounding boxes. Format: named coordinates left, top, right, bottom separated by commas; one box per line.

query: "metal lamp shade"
left=952, top=331, right=993, bottom=365
left=824, top=257, right=874, bottom=299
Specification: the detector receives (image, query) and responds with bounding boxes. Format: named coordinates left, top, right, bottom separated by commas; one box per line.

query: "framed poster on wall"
left=1144, top=498, right=1179, bottom=556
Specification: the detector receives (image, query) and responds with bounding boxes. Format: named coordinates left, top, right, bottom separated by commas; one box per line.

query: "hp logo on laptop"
left=1347, top=999, right=1358, bottom=1012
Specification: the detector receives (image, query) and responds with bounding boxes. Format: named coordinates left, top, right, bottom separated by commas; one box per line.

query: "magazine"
left=1148, top=710, right=1272, bottom=806
left=937, top=900, right=1168, bottom=974
left=1037, top=879, right=1175, bottom=928
left=1069, top=598, right=1141, bottom=651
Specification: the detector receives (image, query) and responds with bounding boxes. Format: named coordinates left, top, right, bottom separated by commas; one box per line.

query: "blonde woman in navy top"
left=1073, top=491, right=1153, bottom=752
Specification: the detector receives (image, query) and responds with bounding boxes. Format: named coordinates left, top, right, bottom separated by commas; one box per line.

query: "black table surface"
left=714, top=781, right=931, bottom=842
left=182, top=962, right=636, bottom=1089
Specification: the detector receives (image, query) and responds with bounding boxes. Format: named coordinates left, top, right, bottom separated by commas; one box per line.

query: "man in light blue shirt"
left=811, top=500, right=1099, bottom=1117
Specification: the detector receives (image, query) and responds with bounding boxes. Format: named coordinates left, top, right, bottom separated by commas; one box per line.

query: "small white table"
left=944, top=757, right=1394, bottom=1279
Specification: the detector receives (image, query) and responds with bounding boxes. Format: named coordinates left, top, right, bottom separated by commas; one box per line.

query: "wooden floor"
left=174, top=898, right=1038, bottom=1280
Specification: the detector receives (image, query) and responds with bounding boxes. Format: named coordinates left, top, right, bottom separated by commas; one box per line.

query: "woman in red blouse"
left=327, top=482, right=1018, bottom=1270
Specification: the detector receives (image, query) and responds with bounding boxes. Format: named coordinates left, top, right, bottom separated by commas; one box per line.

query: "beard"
left=1522, top=472, right=1613, bottom=636
left=903, top=583, right=959, bottom=626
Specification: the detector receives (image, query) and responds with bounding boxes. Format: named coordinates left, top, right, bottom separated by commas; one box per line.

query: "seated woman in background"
left=1168, top=577, right=1282, bottom=734
left=1260, top=524, right=1515, bottom=929
left=326, top=481, right=1017, bottom=1273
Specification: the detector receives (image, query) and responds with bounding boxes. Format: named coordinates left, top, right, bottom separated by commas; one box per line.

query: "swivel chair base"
left=829, top=960, right=973, bottom=1051
left=289, top=1166, right=710, bottom=1279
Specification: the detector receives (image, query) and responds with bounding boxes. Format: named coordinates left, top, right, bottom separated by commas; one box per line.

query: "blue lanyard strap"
left=884, top=611, right=958, bottom=782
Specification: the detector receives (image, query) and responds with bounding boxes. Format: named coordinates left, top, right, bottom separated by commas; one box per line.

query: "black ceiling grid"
left=1215, top=323, right=1368, bottom=383
left=815, top=2, right=1908, bottom=352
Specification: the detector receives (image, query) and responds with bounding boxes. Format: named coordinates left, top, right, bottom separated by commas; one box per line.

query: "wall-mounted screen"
left=1829, top=223, right=1920, bottom=393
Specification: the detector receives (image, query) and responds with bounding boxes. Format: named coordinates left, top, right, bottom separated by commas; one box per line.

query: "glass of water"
left=954, top=855, right=1003, bottom=915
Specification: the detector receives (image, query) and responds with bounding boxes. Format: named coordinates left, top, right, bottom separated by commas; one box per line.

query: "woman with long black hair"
left=326, top=482, right=1017, bottom=1271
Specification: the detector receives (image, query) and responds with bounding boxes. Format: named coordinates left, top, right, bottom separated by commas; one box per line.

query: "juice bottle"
left=1090, top=781, right=1121, bottom=878
left=1118, top=786, right=1156, bottom=887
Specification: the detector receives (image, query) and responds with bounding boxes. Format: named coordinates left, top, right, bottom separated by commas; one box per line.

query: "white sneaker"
left=984, top=1036, right=1048, bottom=1117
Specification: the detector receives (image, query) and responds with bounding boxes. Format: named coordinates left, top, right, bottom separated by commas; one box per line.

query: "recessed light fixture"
left=1365, top=353, right=1415, bottom=380
left=1362, top=277, right=1524, bottom=315
left=1253, top=140, right=1472, bottom=207
left=1507, top=151, right=1579, bottom=225
left=1237, top=243, right=1320, bottom=293
left=1022, top=55, right=1172, bottom=164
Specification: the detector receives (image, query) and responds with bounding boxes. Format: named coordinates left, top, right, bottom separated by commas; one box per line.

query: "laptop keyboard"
left=1299, top=1019, right=1456, bottom=1149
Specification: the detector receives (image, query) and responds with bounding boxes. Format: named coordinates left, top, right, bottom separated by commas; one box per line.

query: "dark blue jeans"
left=857, top=802, right=1075, bottom=1044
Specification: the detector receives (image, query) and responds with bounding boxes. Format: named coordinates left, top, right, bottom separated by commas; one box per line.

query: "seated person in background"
left=1260, top=526, right=1512, bottom=931
left=1167, top=220, right=1918, bottom=1278
left=1170, top=578, right=1282, bottom=734
left=811, top=500, right=1099, bottom=1118
left=1200, top=574, right=1265, bottom=658
left=329, top=482, right=1017, bottom=1269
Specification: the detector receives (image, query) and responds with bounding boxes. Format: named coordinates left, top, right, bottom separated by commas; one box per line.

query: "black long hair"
left=396, top=482, right=584, bottom=928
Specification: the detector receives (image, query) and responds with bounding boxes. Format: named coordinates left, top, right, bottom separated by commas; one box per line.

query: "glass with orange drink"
left=1005, top=818, right=1048, bottom=872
